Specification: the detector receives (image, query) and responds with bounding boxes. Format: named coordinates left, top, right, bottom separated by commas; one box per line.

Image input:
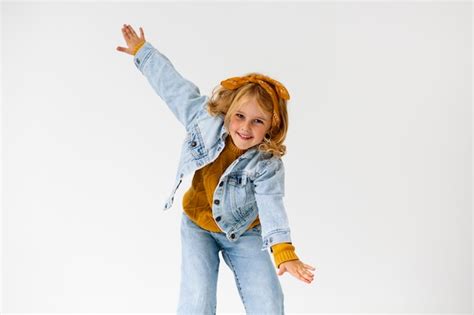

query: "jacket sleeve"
left=133, top=42, right=209, bottom=131
left=253, top=157, right=293, bottom=251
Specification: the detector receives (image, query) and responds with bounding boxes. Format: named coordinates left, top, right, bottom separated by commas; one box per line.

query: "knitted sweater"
left=182, top=136, right=299, bottom=268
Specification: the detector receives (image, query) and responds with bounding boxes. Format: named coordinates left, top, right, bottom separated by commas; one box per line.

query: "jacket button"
left=230, top=233, right=236, bottom=239
left=215, top=216, right=221, bottom=222
left=219, top=182, right=224, bottom=187
left=191, top=141, right=197, bottom=147
left=214, top=200, right=220, bottom=205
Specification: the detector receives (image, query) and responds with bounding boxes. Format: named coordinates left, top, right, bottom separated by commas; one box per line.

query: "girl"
left=117, top=24, right=316, bottom=314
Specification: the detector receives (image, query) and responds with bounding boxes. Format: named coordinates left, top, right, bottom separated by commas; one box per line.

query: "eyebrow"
left=236, top=111, right=268, bottom=121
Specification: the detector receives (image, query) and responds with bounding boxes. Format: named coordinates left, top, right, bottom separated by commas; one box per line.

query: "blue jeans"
left=177, top=212, right=285, bottom=315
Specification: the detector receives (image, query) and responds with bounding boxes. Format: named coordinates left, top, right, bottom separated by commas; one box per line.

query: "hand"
left=117, top=24, right=146, bottom=55
left=277, top=259, right=316, bottom=284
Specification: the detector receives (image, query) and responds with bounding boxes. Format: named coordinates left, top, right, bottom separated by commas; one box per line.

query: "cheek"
left=256, top=130, right=266, bottom=139
left=228, top=118, right=238, bottom=131
left=251, top=126, right=265, bottom=139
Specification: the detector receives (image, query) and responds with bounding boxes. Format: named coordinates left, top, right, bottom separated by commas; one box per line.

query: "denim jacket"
left=133, top=42, right=292, bottom=251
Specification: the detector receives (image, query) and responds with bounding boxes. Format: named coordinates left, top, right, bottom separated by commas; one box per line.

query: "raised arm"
left=117, top=24, right=208, bottom=131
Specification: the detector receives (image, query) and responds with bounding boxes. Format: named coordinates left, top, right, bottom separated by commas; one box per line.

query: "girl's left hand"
left=277, top=259, right=316, bottom=284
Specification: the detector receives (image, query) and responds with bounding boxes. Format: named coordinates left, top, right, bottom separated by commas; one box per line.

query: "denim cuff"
left=261, top=229, right=292, bottom=251
left=133, top=42, right=154, bottom=71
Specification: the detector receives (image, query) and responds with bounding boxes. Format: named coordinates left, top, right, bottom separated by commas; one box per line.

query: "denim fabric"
left=177, top=212, right=284, bottom=315
left=134, top=42, right=292, bottom=251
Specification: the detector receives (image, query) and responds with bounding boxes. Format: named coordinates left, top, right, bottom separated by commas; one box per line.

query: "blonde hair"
left=207, top=73, right=289, bottom=157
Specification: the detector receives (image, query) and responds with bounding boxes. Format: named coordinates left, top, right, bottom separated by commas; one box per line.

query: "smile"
left=237, top=132, right=253, bottom=140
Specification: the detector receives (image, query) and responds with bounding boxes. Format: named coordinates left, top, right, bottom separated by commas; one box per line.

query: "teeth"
left=238, top=133, right=252, bottom=139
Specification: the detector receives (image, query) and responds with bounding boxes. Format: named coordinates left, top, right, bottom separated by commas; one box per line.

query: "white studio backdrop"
left=1, top=1, right=472, bottom=314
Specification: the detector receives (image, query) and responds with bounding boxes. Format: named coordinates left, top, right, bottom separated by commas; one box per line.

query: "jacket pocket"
left=228, top=173, right=248, bottom=187
left=228, top=173, right=256, bottom=219
left=231, top=203, right=255, bottom=221
left=186, top=128, right=207, bottom=159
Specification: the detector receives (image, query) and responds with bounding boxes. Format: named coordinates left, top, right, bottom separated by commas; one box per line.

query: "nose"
left=241, top=121, right=252, bottom=132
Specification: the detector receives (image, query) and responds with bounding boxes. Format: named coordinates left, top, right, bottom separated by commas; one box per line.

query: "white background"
left=1, top=1, right=472, bottom=314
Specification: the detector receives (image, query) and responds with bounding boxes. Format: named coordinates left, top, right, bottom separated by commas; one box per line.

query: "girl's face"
left=228, top=95, right=273, bottom=151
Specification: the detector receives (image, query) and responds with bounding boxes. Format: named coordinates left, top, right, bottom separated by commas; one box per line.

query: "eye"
left=236, top=113, right=244, bottom=119
left=254, top=119, right=264, bottom=124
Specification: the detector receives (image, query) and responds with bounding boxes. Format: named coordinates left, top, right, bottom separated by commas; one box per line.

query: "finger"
left=289, top=269, right=309, bottom=283
left=298, top=274, right=311, bottom=284
left=304, top=276, right=312, bottom=283
left=123, top=26, right=131, bottom=39
left=126, top=26, right=134, bottom=37
left=116, top=46, right=131, bottom=54
left=304, top=264, right=316, bottom=270
left=298, top=269, right=314, bottom=282
left=127, top=24, right=138, bottom=37
left=116, top=46, right=130, bottom=53
left=139, top=27, right=145, bottom=39
left=302, top=272, right=314, bottom=280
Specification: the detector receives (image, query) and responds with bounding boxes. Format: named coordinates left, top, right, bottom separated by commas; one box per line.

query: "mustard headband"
left=220, top=74, right=290, bottom=129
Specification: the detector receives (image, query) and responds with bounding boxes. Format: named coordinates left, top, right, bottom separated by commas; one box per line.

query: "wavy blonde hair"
left=206, top=73, right=289, bottom=157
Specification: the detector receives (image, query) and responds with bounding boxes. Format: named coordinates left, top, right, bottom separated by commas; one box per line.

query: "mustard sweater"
left=182, top=136, right=299, bottom=268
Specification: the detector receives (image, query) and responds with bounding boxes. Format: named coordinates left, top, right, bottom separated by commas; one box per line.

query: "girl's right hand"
left=277, top=259, right=316, bottom=284
left=116, top=24, right=146, bottom=55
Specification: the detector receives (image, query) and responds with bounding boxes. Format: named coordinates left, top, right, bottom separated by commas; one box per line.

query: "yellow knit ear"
left=251, top=74, right=290, bottom=101
left=220, top=77, right=242, bottom=89
left=221, top=74, right=290, bottom=101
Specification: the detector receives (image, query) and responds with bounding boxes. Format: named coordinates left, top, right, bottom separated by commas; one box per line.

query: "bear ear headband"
left=220, top=74, right=290, bottom=129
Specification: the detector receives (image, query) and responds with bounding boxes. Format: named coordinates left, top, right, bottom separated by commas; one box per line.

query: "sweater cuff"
left=132, top=40, right=146, bottom=56
left=271, top=243, right=299, bottom=268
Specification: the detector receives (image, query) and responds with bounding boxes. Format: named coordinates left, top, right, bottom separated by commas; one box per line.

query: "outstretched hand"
left=117, top=24, right=146, bottom=55
left=277, top=259, right=316, bottom=284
